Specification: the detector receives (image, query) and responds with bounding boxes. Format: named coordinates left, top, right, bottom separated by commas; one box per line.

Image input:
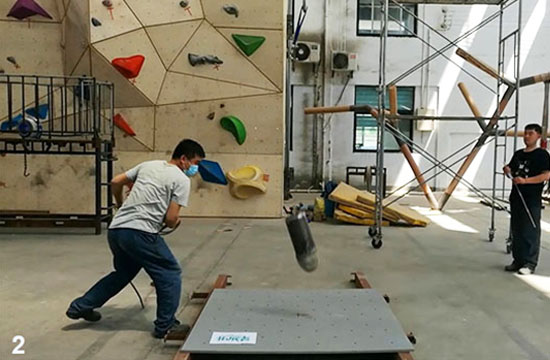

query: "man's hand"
left=513, top=177, right=527, bottom=185
left=111, top=173, right=133, bottom=208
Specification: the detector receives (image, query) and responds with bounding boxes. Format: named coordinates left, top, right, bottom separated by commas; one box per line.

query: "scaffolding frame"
left=369, top=0, right=522, bottom=248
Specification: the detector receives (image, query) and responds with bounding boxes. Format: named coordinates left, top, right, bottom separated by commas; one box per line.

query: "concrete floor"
left=0, top=194, right=549, bottom=360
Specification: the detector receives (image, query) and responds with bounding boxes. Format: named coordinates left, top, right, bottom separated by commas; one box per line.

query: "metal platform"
left=182, top=289, right=414, bottom=355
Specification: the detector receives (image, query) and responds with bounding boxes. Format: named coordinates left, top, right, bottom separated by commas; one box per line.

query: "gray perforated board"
left=182, top=289, right=414, bottom=354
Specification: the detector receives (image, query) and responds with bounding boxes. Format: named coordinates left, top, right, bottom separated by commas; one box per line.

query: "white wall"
left=289, top=0, right=550, bottom=192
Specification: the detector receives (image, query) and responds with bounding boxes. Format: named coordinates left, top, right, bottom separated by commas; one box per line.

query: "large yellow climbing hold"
left=226, top=165, right=267, bottom=200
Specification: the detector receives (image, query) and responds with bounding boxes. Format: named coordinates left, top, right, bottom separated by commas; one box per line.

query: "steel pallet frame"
left=172, top=272, right=415, bottom=360
left=0, top=74, right=115, bottom=234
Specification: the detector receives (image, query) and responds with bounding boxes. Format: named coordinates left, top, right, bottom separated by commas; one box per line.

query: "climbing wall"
left=0, top=0, right=285, bottom=218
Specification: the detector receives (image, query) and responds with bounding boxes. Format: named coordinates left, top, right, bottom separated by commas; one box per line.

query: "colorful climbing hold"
left=113, top=113, right=136, bottom=136
left=25, top=103, right=49, bottom=119
left=231, top=34, right=266, bottom=56
left=198, top=160, right=228, bottom=185
left=91, top=17, right=102, bottom=26
left=111, top=55, right=145, bottom=79
left=222, top=4, right=239, bottom=17
left=220, top=115, right=246, bottom=145
left=7, top=0, right=53, bottom=20
left=188, top=54, right=223, bottom=67
left=0, top=114, right=23, bottom=131
left=6, top=56, right=20, bottom=69
left=102, top=0, right=112, bottom=7
left=179, top=0, right=189, bottom=7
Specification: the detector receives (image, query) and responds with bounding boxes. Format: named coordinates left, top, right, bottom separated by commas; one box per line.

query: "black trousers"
left=510, top=191, right=542, bottom=268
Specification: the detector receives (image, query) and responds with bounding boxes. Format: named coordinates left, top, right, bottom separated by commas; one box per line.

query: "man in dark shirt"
left=503, top=123, right=550, bottom=275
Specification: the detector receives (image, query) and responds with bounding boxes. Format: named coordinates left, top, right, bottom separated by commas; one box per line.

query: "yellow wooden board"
left=90, top=0, right=142, bottom=44
left=202, top=0, right=284, bottom=29
left=337, top=204, right=374, bottom=219
left=0, top=0, right=61, bottom=22
left=145, top=19, right=202, bottom=69
left=334, top=209, right=390, bottom=226
left=328, top=182, right=400, bottom=222
left=154, top=93, right=283, bottom=155
left=356, top=191, right=430, bottom=226
left=92, top=28, right=166, bottom=104
left=63, top=0, right=90, bottom=75
left=218, top=28, right=284, bottom=90
left=157, top=71, right=275, bottom=105
left=124, top=0, right=203, bottom=27
left=114, top=151, right=283, bottom=218
left=170, top=21, right=278, bottom=92
left=90, top=48, right=153, bottom=108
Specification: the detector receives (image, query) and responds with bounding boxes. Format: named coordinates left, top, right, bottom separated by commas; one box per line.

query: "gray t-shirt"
left=109, top=160, right=190, bottom=233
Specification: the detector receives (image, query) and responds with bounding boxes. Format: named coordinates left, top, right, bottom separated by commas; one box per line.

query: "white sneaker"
left=517, top=267, right=534, bottom=275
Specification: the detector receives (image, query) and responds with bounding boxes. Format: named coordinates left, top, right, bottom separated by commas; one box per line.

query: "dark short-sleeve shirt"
left=508, top=148, right=550, bottom=199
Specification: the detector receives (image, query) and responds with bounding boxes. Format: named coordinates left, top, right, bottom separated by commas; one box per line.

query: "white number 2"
left=12, top=335, right=25, bottom=355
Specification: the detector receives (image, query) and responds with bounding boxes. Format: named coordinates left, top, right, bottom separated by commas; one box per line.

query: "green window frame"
left=354, top=86, right=414, bottom=152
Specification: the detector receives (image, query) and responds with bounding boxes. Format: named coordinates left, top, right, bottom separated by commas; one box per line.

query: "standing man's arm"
left=111, top=173, right=133, bottom=208
left=164, top=202, right=182, bottom=228
left=513, top=171, right=550, bottom=184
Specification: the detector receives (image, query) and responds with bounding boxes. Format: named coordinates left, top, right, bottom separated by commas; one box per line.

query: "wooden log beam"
left=439, top=86, right=516, bottom=210
left=456, top=48, right=514, bottom=87
left=388, top=85, right=439, bottom=210
left=519, top=72, right=550, bottom=88
left=457, top=82, right=487, bottom=131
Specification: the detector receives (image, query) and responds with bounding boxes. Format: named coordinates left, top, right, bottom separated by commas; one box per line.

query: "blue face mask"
left=184, top=164, right=199, bottom=177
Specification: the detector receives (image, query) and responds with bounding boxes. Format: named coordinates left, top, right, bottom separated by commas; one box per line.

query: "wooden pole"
left=456, top=48, right=515, bottom=87
left=519, top=72, right=550, bottom=88
left=457, top=82, right=486, bottom=131
left=439, top=86, right=516, bottom=210
left=388, top=85, right=439, bottom=210
left=542, top=82, right=549, bottom=149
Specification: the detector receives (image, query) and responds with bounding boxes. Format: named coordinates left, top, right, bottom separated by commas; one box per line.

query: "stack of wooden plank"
left=328, top=182, right=429, bottom=227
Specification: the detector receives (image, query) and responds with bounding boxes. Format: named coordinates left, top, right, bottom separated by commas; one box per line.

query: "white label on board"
left=209, top=332, right=257, bottom=345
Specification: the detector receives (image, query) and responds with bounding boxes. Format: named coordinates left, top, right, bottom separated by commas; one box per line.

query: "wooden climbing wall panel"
left=155, top=93, right=283, bottom=155
left=0, top=0, right=285, bottom=218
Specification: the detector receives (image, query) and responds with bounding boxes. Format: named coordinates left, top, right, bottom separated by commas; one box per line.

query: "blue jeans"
left=69, top=228, right=182, bottom=334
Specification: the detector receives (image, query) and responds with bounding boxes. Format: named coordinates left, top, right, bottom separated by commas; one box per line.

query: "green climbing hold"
left=220, top=115, right=246, bottom=145
left=231, top=34, right=266, bottom=56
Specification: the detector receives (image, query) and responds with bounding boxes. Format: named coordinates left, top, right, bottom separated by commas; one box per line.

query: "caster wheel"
left=371, top=238, right=383, bottom=249
left=368, top=226, right=377, bottom=238
left=488, top=229, right=495, bottom=242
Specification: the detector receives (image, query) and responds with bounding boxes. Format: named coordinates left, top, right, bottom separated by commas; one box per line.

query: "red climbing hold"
left=7, top=0, right=53, bottom=20
left=111, top=55, right=145, bottom=79
left=113, top=113, right=136, bottom=136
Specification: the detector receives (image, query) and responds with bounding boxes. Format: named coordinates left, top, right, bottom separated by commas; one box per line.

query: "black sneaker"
left=504, top=262, right=522, bottom=272
left=66, top=308, right=102, bottom=322
left=152, top=323, right=190, bottom=339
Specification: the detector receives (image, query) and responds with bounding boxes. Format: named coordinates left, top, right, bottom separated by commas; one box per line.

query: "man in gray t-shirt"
left=66, top=139, right=205, bottom=339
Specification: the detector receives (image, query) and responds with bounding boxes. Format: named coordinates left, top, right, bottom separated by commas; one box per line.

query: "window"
left=354, top=86, right=414, bottom=152
left=357, top=0, right=417, bottom=36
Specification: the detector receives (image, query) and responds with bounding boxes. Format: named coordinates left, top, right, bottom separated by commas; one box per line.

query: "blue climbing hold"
left=25, top=103, right=49, bottom=119
left=198, top=160, right=228, bottom=185
left=0, top=114, right=23, bottom=131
